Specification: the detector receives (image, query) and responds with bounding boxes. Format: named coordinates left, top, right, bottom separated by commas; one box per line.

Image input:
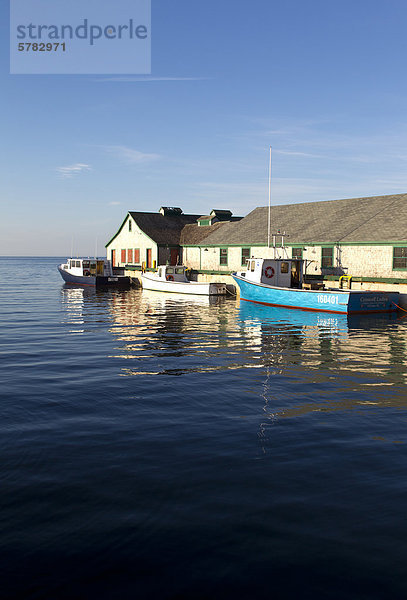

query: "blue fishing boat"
left=232, top=258, right=399, bottom=314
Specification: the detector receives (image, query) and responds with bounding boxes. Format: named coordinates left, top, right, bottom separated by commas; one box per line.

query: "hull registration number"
left=317, top=294, right=339, bottom=305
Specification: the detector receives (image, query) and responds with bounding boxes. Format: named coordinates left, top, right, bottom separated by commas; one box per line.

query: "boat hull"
left=141, top=274, right=226, bottom=296
left=232, top=274, right=399, bottom=314
left=58, top=267, right=130, bottom=289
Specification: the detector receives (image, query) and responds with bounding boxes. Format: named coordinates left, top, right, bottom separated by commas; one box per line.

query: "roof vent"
left=197, top=215, right=213, bottom=226
left=210, top=209, right=232, bottom=221
left=159, top=207, right=183, bottom=216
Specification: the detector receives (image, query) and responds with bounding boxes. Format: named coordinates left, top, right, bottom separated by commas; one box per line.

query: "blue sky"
left=2, top=0, right=407, bottom=255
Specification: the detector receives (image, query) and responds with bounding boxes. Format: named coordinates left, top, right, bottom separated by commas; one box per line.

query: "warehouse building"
left=106, top=194, right=407, bottom=291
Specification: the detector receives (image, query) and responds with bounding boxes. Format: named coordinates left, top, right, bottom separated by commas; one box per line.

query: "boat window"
left=83, top=261, right=90, bottom=268
left=167, top=267, right=174, bottom=274
left=175, top=267, right=184, bottom=274
left=70, top=260, right=75, bottom=268
left=76, top=261, right=81, bottom=268
left=250, top=261, right=255, bottom=272
left=281, top=262, right=289, bottom=273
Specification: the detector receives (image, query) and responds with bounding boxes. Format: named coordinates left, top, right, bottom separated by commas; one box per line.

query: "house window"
left=121, top=249, right=126, bottom=263
left=241, top=247, right=251, bottom=266
left=321, top=247, right=333, bottom=268
left=127, top=249, right=133, bottom=263
left=220, top=248, right=228, bottom=266
left=134, top=248, right=140, bottom=264
left=393, top=247, right=407, bottom=269
left=292, top=247, right=303, bottom=259
left=129, top=220, right=132, bottom=232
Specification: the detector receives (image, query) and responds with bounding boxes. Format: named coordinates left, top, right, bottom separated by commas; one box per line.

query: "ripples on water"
left=1, top=257, right=407, bottom=599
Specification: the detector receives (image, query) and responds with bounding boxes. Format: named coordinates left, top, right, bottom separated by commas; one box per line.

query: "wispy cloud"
left=95, top=76, right=209, bottom=82
left=56, top=163, right=91, bottom=179
left=108, top=201, right=121, bottom=206
left=274, top=149, right=324, bottom=159
left=102, top=145, right=160, bottom=164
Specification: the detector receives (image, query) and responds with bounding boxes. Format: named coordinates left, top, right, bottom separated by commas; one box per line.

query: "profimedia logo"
left=10, top=0, right=151, bottom=74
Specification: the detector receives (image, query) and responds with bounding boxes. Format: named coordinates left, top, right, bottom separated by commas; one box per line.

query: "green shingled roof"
left=200, top=194, right=407, bottom=245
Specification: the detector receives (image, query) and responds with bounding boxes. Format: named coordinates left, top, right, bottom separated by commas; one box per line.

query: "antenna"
left=95, top=237, right=97, bottom=260
left=267, top=146, right=272, bottom=248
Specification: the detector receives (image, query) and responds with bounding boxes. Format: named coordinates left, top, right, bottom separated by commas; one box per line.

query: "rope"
left=392, top=302, right=407, bottom=313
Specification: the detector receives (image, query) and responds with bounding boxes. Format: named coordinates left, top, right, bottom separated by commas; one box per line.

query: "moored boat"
left=232, top=258, right=399, bottom=314
left=141, top=265, right=227, bottom=296
left=58, top=258, right=130, bottom=288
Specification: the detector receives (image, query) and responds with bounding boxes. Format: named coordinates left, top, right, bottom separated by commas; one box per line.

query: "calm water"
left=2, top=257, right=407, bottom=599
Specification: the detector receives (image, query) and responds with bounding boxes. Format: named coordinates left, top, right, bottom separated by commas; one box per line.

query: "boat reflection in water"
left=105, top=289, right=237, bottom=377
left=237, top=300, right=407, bottom=432
left=238, top=299, right=400, bottom=336
left=59, top=285, right=407, bottom=414
left=140, top=289, right=229, bottom=307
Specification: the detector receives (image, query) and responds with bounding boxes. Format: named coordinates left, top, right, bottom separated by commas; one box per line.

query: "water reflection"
left=59, top=286, right=407, bottom=417
left=60, top=285, right=89, bottom=333
left=239, top=302, right=407, bottom=426
left=107, top=289, right=239, bottom=376
left=60, top=284, right=112, bottom=334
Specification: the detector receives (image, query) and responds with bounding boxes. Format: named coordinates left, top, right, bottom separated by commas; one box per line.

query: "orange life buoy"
left=264, top=266, right=275, bottom=278
left=166, top=274, right=174, bottom=281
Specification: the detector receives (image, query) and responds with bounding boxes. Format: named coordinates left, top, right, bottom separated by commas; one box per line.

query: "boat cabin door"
left=97, top=260, right=104, bottom=275
left=290, top=260, right=301, bottom=288
left=170, top=248, right=180, bottom=266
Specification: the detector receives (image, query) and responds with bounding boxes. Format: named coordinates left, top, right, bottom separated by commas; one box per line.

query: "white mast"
left=267, top=146, right=272, bottom=248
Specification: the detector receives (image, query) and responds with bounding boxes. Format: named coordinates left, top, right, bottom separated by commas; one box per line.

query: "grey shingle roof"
left=128, top=211, right=200, bottom=245
left=180, top=222, right=229, bottom=245
left=201, top=193, right=407, bottom=245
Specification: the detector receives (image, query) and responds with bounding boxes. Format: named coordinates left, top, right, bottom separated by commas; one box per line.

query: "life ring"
left=166, top=274, right=174, bottom=281
left=83, top=270, right=91, bottom=276
left=264, top=266, right=275, bottom=278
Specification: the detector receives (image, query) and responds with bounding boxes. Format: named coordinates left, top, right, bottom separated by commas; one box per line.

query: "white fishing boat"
left=58, top=258, right=130, bottom=288
left=141, top=265, right=227, bottom=296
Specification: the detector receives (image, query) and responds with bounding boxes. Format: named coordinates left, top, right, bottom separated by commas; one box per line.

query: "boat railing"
left=339, top=275, right=352, bottom=289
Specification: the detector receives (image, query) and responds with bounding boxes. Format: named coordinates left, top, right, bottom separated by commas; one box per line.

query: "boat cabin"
left=62, top=259, right=113, bottom=277
left=156, top=265, right=190, bottom=282
left=244, top=258, right=303, bottom=288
